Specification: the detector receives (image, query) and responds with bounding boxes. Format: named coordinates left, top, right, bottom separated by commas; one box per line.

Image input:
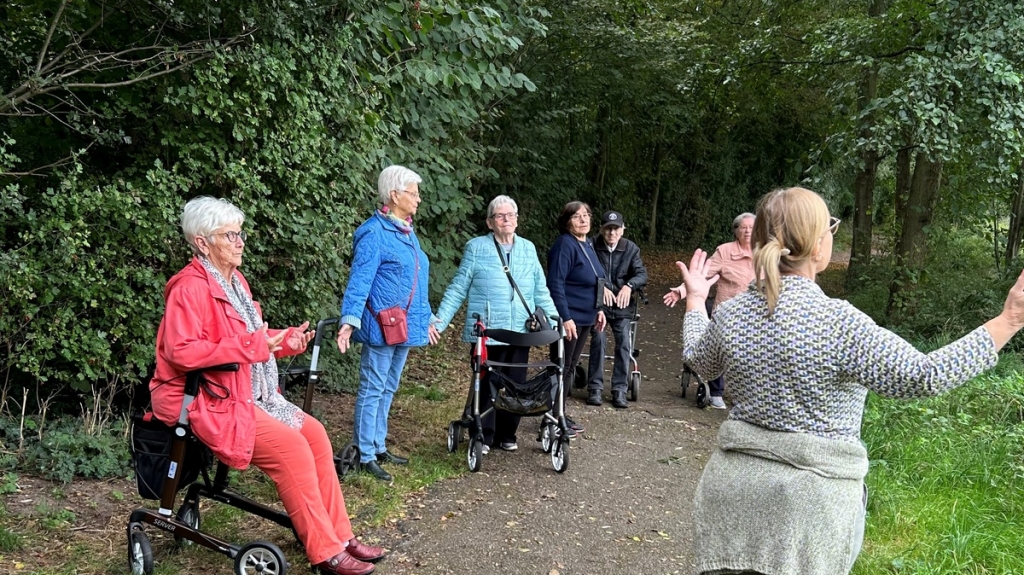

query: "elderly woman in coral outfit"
left=665, top=212, right=755, bottom=409
left=149, top=196, right=383, bottom=575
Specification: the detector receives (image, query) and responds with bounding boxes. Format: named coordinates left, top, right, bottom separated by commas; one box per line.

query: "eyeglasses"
left=827, top=216, right=841, bottom=234
left=490, top=212, right=518, bottom=222
left=208, top=230, right=247, bottom=243
left=395, top=188, right=421, bottom=199
left=570, top=212, right=591, bottom=222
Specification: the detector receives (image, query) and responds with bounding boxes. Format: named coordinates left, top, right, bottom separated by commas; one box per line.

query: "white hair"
left=181, top=196, right=245, bottom=255
left=377, top=165, right=423, bottom=204
left=487, top=195, right=518, bottom=218
left=732, top=212, right=755, bottom=231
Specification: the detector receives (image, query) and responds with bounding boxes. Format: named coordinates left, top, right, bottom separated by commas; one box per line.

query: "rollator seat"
left=482, top=328, right=561, bottom=347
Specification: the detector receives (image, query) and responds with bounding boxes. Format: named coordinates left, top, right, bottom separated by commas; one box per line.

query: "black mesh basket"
left=490, top=369, right=558, bottom=416
left=130, top=414, right=211, bottom=500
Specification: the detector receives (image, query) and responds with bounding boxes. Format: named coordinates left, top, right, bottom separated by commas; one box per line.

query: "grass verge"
left=853, top=355, right=1024, bottom=575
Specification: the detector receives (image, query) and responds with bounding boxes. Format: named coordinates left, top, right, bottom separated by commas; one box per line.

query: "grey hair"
left=732, top=212, right=756, bottom=231
left=377, top=165, right=423, bottom=204
left=487, top=195, right=518, bottom=219
left=181, top=196, right=245, bottom=255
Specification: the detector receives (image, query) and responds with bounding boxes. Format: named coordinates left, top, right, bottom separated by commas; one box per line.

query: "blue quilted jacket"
left=340, top=212, right=432, bottom=347
left=434, top=234, right=558, bottom=343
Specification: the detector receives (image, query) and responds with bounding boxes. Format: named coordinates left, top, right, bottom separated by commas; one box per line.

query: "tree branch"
left=36, top=0, right=71, bottom=75
left=1, top=142, right=96, bottom=178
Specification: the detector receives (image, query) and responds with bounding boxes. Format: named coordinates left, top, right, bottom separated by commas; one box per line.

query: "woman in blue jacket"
left=431, top=195, right=557, bottom=452
left=337, top=165, right=432, bottom=482
left=547, top=201, right=606, bottom=436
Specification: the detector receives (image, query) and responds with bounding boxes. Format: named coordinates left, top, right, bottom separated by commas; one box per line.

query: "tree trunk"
left=1004, top=161, right=1024, bottom=268
left=894, top=147, right=913, bottom=221
left=647, top=140, right=664, bottom=245
left=846, top=0, right=886, bottom=288
left=887, top=154, right=943, bottom=319
left=588, top=105, right=610, bottom=196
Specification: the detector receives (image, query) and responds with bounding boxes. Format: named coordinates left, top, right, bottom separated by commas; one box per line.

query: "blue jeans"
left=354, top=344, right=411, bottom=463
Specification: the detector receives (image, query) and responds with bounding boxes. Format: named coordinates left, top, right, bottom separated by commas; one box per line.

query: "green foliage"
left=0, top=524, right=22, bottom=552
left=0, top=415, right=130, bottom=483
left=847, top=225, right=1013, bottom=339
left=1, top=0, right=544, bottom=435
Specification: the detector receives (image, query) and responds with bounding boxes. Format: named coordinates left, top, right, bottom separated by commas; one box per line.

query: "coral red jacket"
left=149, top=257, right=301, bottom=469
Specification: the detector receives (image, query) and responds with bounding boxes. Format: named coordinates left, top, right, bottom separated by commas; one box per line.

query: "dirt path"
left=370, top=282, right=727, bottom=575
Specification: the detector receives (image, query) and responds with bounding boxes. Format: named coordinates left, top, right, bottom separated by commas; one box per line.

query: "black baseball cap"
left=601, top=211, right=624, bottom=228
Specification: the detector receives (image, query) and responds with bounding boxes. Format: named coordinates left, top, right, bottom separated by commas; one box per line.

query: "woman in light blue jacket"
left=430, top=195, right=557, bottom=452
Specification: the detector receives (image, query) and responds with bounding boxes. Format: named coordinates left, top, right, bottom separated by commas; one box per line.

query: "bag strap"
left=577, top=239, right=602, bottom=278
left=493, top=237, right=533, bottom=316
left=366, top=240, right=420, bottom=315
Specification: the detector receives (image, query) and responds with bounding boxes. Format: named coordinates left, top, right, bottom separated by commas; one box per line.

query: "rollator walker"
left=446, top=313, right=571, bottom=473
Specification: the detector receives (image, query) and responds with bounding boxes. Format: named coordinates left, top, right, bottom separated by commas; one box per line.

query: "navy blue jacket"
left=547, top=233, right=605, bottom=326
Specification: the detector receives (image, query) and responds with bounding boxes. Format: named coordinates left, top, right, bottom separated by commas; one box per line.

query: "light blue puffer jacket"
left=434, top=233, right=558, bottom=343
left=340, top=212, right=432, bottom=347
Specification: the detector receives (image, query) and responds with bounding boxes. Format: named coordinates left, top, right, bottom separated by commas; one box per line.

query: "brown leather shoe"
left=347, top=538, right=386, bottom=563
left=315, top=550, right=374, bottom=575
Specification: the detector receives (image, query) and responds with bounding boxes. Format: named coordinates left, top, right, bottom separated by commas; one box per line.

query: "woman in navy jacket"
left=547, top=201, right=606, bottom=436
left=337, top=165, right=432, bottom=482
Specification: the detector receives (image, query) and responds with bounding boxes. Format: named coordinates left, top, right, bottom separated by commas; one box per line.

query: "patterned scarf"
left=200, top=257, right=304, bottom=429
left=379, top=207, right=413, bottom=233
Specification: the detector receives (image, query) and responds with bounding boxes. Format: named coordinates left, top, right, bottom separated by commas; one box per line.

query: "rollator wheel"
left=551, top=436, right=570, bottom=473
left=127, top=526, right=154, bottom=575
left=540, top=423, right=555, bottom=454
left=695, top=378, right=710, bottom=409
left=467, top=438, right=483, bottom=472
left=447, top=422, right=461, bottom=453
left=335, top=442, right=360, bottom=477
left=680, top=368, right=692, bottom=398
left=628, top=372, right=641, bottom=402
left=174, top=500, right=200, bottom=546
left=234, top=540, right=288, bottom=575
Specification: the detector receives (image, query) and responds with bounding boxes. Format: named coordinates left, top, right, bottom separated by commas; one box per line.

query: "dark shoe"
left=316, top=550, right=375, bottom=575
left=612, top=391, right=628, bottom=409
left=565, top=416, right=584, bottom=434
left=347, top=538, right=386, bottom=563
left=376, top=450, right=409, bottom=465
left=361, top=461, right=392, bottom=482
left=586, top=390, right=602, bottom=406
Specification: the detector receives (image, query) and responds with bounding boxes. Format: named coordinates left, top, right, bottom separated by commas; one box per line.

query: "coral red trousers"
left=250, top=409, right=352, bottom=563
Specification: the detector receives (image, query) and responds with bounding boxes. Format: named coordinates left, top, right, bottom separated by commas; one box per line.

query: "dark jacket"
left=547, top=233, right=605, bottom=325
left=593, top=235, right=647, bottom=319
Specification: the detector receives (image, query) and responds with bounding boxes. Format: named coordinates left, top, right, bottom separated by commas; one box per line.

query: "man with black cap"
left=588, top=210, right=648, bottom=408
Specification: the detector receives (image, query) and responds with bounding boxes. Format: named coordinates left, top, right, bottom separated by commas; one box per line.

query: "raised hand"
left=285, top=321, right=315, bottom=352
left=260, top=322, right=286, bottom=354
left=663, top=285, right=684, bottom=307
left=677, top=249, right=720, bottom=305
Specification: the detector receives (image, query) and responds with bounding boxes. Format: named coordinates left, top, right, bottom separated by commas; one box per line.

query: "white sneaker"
left=709, top=396, right=727, bottom=410
left=499, top=441, right=518, bottom=452
left=481, top=444, right=490, bottom=455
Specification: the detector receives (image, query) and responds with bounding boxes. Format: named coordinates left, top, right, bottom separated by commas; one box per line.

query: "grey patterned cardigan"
left=682, top=275, right=998, bottom=575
